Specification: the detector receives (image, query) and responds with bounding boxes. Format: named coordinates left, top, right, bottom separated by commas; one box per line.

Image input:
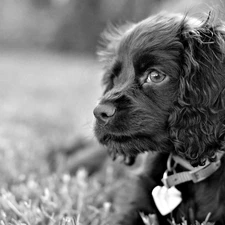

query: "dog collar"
left=162, top=152, right=224, bottom=188
left=152, top=152, right=224, bottom=216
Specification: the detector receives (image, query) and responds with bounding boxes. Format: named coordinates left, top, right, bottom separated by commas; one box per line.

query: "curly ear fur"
left=169, top=16, right=225, bottom=166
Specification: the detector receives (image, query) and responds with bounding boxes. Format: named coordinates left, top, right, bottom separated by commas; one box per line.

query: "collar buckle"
left=190, top=169, right=205, bottom=183
left=190, top=160, right=221, bottom=183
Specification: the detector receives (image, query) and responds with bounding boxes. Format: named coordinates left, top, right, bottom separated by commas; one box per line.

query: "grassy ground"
left=0, top=49, right=121, bottom=224
left=0, top=49, right=102, bottom=181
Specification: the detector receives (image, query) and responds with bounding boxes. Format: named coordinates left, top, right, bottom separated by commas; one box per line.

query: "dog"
left=93, top=12, right=225, bottom=225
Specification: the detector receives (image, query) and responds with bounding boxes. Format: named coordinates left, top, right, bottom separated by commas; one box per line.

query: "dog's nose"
left=93, top=103, right=116, bottom=123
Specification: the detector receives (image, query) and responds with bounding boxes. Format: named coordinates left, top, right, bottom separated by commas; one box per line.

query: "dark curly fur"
left=94, top=12, right=225, bottom=224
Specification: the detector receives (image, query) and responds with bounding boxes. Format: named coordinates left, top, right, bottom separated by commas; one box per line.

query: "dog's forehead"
left=109, top=15, right=182, bottom=82
left=120, top=17, right=178, bottom=54
left=106, top=14, right=202, bottom=86
left=118, top=14, right=201, bottom=57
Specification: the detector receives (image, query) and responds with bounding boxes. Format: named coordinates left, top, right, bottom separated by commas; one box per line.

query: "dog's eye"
left=146, top=71, right=166, bottom=84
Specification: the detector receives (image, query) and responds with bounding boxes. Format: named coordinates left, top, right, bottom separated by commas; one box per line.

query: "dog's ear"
left=169, top=15, right=225, bottom=166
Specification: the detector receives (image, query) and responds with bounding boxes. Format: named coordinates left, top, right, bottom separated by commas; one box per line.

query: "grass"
left=0, top=49, right=102, bottom=181
left=0, top=49, right=117, bottom=224
left=0, top=49, right=214, bottom=225
left=0, top=169, right=119, bottom=225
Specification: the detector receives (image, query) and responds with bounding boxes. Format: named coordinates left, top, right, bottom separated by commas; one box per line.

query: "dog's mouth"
left=100, top=134, right=134, bottom=144
left=110, top=150, right=137, bottom=166
left=98, top=133, right=152, bottom=166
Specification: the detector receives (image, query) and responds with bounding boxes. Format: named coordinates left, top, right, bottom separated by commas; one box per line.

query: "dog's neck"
left=162, top=152, right=224, bottom=188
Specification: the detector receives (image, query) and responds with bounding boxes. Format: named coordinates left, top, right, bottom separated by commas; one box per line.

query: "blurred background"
left=0, top=0, right=223, bottom=182
left=0, top=0, right=223, bottom=180
left=1, top=0, right=223, bottom=53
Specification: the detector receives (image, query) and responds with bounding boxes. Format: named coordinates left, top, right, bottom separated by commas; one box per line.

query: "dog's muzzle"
left=93, top=102, right=137, bottom=166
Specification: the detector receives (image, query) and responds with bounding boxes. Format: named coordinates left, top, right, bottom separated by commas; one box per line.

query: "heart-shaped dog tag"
left=152, top=185, right=182, bottom=216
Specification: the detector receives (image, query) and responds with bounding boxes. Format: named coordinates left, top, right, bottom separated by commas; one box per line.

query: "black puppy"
left=94, top=13, right=225, bottom=224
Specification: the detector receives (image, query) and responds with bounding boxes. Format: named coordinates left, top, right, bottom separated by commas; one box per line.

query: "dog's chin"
left=98, top=133, right=158, bottom=166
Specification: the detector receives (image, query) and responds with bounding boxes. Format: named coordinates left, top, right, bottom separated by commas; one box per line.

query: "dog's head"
left=93, top=13, right=225, bottom=166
